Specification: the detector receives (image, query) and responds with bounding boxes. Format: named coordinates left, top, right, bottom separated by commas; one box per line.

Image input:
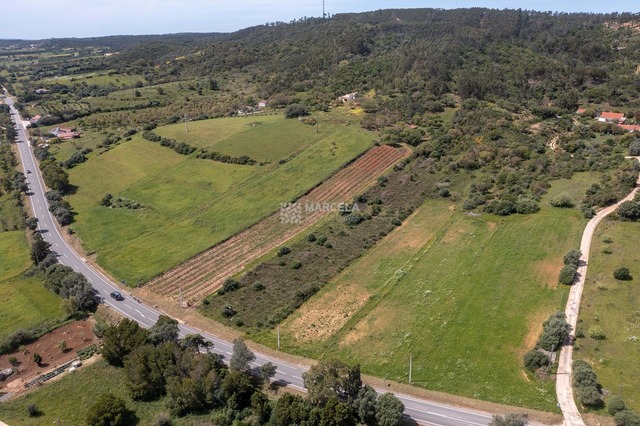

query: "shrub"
left=439, top=188, right=450, bottom=198
left=9, top=356, right=18, bottom=366
left=563, top=249, right=582, bottom=268
left=582, top=206, right=596, bottom=218
left=277, top=246, right=291, bottom=257
left=222, top=306, right=237, bottom=318
left=615, top=410, right=640, bottom=426
left=515, top=200, right=540, bottom=214
left=285, top=104, right=308, bottom=118
left=153, top=412, right=172, bottom=426
left=558, top=265, right=577, bottom=285
left=617, top=201, right=640, bottom=221
left=222, top=279, right=240, bottom=293
left=523, top=349, right=549, bottom=371
left=613, top=267, right=631, bottom=280
left=484, top=200, right=517, bottom=216
left=608, top=396, right=626, bottom=415
left=307, top=233, right=316, bottom=242
left=32, top=353, right=42, bottom=365
left=588, top=325, right=606, bottom=340
left=86, top=393, right=131, bottom=426
left=391, top=218, right=402, bottom=226
left=253, top=282, right=265, bottom=291
left=537, top=312, right=571, bottom=351
left=291, top=261, right=302, bottom=270
left=551, top=194, right=575, bottom=208
left=573, top=360, right=603, bottom=408
left=629, top=140, right=640, bottom=156
left=27, top=404, right=40, bottom=417
left=344, top=212, right=364, bottom=226
left=489, top=413, right=529, bottom=426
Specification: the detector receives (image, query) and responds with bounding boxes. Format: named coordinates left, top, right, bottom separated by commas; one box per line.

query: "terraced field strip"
left=146, top=144, right=411, bottom=302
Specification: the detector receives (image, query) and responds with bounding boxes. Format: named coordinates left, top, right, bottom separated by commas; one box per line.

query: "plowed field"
left=145, top=144, right=411, bottom=302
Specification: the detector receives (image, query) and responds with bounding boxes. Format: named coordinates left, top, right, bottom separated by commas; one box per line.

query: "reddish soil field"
left=0, top=319, right=98, bottom=394
left=145, top=144, right=411, bottom=302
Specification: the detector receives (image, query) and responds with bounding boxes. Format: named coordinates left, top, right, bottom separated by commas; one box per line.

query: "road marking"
left=124, top=303, right=133, bottom=310
left=134, top=309, right=146, bottom=318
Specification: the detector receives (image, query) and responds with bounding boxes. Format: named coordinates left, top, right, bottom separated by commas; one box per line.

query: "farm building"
left=597, top=111, right=625, bottom=123
left=618, top=124, right=640, bottom=132
left=339, top=92, right=357, bottom=102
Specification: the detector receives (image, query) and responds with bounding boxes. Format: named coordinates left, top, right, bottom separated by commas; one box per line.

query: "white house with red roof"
left=597, top=111, right=625, bottom=123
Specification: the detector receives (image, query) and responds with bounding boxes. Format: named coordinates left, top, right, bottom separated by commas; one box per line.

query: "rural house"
left=597, top=111, right=625, bottom=123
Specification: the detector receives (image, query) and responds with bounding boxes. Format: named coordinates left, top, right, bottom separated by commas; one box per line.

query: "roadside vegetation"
left=575, top=219, right=640, bottom=413
left=0, top=316, right=405, bottom=426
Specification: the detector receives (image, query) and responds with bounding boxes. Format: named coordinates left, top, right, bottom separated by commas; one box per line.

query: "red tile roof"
left=600, top=111, right=625, bottom=120
left=618, top=124, right=640, bottom=132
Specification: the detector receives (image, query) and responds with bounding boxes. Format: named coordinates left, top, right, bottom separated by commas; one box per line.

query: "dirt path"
left=556, top=156, right=640, bottom=426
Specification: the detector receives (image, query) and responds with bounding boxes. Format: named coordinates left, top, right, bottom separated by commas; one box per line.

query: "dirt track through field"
left=145, top=144, right=412, bottom=302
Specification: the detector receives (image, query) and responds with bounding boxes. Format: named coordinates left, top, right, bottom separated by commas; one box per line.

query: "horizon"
left=1, top=1, right=639, bottom=40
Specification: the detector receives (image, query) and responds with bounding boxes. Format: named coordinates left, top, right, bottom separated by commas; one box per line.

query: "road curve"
left=2, top=89, right=498, bottom=425
left=556, top=157, right=640, bottom=426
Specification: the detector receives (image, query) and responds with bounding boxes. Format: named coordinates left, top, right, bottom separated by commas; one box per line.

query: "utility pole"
left=277, top=325, right=281, bottom=350
left=323, top=0, right=326, bottom=19
left=54, top=419, right=62, bottom=426
left=179, top=284, right=184, bottom=309
left=409, top=354, right=413, bottom=384
left=184, top=113, right=189, bottom=132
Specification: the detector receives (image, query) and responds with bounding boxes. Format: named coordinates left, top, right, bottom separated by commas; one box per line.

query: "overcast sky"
left=1, top=1, right=639, bottom=40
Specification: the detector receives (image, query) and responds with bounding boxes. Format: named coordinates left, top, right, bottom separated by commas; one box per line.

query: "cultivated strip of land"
left=145, top=144, right=412, bottom=302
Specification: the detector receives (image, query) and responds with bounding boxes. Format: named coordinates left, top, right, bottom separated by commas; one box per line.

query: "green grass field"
left=575, top=220, right=640, bottom=412
left=0, top=192, right=25, bottom=232
left=155, top=116, right=317, bottom=162
left=39, top=72, right=146, bottom=88
left=0, top=360, right=211, bottom=425
left=261, top=175, right=602, bottom=411
left=66, top=120, right=372, bottom=284
left=0, top=231, right=65, bottom=341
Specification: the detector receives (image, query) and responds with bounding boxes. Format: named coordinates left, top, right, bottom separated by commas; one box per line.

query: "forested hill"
left=104, top=8, right=640, bottom=115
left=3, top=8, right=640, bottom=123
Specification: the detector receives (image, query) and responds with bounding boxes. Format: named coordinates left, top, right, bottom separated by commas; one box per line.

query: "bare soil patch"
left=287, top=278, right=370, bottom=342
left=341, top=304, right=398, bottom=347
left=532, top=257, right=563, bottom=289
left=0, top=319, right=98, bottom=394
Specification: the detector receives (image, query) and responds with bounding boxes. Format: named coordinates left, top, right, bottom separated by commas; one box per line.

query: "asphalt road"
left=555, top=157, right=640, bottom=426
left=3, top=90, right=495, bottom=426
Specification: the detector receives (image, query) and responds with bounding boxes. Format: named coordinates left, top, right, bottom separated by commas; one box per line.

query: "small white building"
left=338, top=92, right=357, bottom=103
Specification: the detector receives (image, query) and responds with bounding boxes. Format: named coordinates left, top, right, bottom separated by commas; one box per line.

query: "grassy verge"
left=0, top=231, right=65, bottom=341
left=575, top=219, right=640, bottom=412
